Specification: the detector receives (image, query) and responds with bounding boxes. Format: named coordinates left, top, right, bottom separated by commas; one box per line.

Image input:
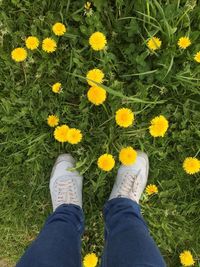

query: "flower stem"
left=21, top=62, right=27, bottom=85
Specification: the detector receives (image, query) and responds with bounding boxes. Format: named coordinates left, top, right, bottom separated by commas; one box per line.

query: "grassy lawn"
left=0, top=0, right=200, bottom=266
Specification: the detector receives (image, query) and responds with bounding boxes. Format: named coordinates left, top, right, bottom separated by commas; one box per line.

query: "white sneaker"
left=50, top=154, right=83, bottom=211
left=109, top=151, right=149, bottom=203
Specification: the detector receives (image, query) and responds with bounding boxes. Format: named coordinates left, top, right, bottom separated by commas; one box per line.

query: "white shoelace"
left=117, top=170, right=141, bottom=199
left=53, top=178, right=79, bottom=208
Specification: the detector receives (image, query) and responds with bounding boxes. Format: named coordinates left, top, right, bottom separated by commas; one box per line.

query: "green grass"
left=0, top=0, right=200, bottom=266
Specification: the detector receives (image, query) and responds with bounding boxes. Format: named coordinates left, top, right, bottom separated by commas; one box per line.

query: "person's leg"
left=17, top=204, right=84, bottom=267
left=102, top=198, right=166, bottom=267
left=101, top=151, right=166, bottom=267
left=17, top=154, right=84, bottom=267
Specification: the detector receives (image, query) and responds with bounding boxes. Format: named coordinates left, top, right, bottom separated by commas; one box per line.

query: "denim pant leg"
left=101, top=198, right=166, bottom=267
left=16, top=204, right=84, bottom=267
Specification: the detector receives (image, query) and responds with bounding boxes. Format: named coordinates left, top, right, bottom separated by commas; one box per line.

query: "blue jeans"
left=16, top=198, right=166, bottom=267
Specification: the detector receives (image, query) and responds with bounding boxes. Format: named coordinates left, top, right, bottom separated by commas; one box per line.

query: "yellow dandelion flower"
left=54, top=125, right=69, bottom=143
left=52, top=82, right=62, bottom=93
left=178, top=37, right=191, bottom=49
left=194, top=51, right=200, bottom=63
left=42, top=38, right=57, bottom=53
left=179, top=251, right=195, bottom=266
left=52, top=22, right=66, bottom=36
left=119, top=147, right=137, bottom=165
left=149, top=115, right=169, bottom=137
left=147, top=36, right=162, bottom=51
left=115, top=108, right=134, bottom=128
left=145, top=184, right=158, bottom=196
left=47, top=115, right=59, bottom=127
left=67, top=128, right=83, bottom=144
left=25, top=36, right=39, bottom=50
left=87, top=86, right=107, bottom=105
left=86, top=68, right=104, bottom=86
left=183, top=157, right=200, bottom=175
left=84, top=2, right=91, bottom=10
left=11, top=47, right=27, bottom=62
left=89, top=31, right=107, bottom=51
left=97, top=154, right=115, bottom=172
left=83, top=253, right=98, bottom=267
